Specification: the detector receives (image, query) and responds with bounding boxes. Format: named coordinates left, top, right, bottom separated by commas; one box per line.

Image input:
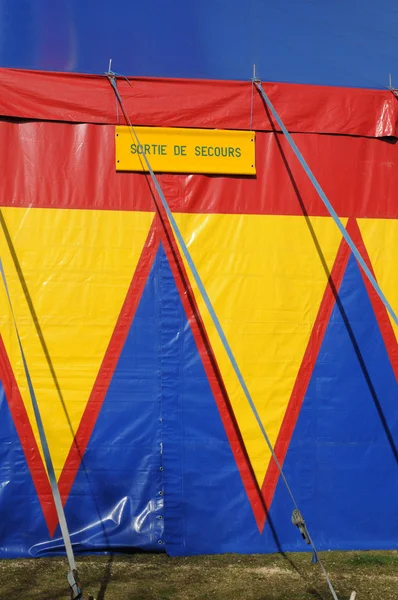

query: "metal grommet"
left=157, top=515, right=163, bottom=520
left=159, top=466, right=163, bottom=471
left=158, top=490, right=163, bottom=496
left=158, top=540, right=163, bottom=545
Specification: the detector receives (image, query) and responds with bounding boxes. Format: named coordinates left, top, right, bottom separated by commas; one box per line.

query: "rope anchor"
left=67, top=569, right=82, bottom=599
left=291, top=509, right=311, bottom=545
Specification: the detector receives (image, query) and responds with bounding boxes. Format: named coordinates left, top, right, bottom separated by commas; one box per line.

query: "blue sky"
left=1, top=0, right=398, bottom=88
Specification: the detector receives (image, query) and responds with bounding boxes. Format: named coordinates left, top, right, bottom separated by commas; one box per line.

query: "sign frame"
left=115, top=126, right=256, bottom=176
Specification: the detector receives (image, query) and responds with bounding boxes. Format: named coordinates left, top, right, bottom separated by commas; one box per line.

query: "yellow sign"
left=115, top=126, right=256, bottom=175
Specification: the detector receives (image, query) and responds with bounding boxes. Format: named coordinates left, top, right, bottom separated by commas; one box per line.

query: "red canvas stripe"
left=261, top=225, right=352, bottom=510
left=0, top=336, right=58, bottom=531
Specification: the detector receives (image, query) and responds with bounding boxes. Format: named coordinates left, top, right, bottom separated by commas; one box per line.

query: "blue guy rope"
left=255, top=81, right=398, bottom=327
left=106, top=71, right=340, bottom=600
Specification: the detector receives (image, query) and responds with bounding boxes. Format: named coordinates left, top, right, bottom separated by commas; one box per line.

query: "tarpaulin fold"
left=0, top=69, right=397, bottom=137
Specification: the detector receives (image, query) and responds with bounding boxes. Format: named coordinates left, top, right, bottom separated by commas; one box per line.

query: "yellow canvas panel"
left=173, top=213, right=345, bottom=485
left=357, top=218, right=398, bottom=342
left=0, top=207, right=154, bottom=479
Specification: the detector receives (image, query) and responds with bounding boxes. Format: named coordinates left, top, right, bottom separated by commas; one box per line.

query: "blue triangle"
left=269, top=253, right=398, bottom=551
left=1, top=247, right=166, bottom=557
left=157, top=244, right=277, bottom=555
left=54, top=246, right=165, bottom=553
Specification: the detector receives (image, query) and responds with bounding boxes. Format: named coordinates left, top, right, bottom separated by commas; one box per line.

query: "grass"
left=1, top=551, right=398, bottom=600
